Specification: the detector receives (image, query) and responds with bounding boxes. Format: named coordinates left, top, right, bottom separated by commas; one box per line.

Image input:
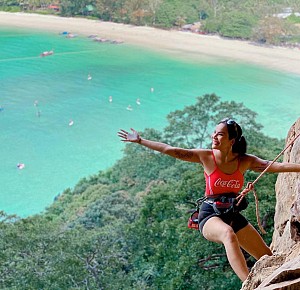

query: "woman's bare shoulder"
left=239, top=154, right=255, bottom=164
left=193, top=149, right=212, bottom=161
left=239, top=154, right=264, bottom=171
left=193, top=148, right=212, bottom=155
left=240, top=154, right=260, bottom=162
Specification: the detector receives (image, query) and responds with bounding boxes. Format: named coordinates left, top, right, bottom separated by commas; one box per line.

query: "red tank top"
left=204, top=151, right=244, bottom=196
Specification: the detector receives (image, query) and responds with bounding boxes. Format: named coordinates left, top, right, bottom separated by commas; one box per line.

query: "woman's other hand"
left=118, top=128, right=141, bottom=143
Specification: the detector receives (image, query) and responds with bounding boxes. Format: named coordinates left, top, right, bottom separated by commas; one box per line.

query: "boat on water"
left=93, top=37, right=109, bottom=43
left=66, top=33, right=78, bottom=38
left=17, top=163, right=25, bottom=170
left=40, top=50, right=54, bottom=57
left=93, top=37, right=123, bottom=44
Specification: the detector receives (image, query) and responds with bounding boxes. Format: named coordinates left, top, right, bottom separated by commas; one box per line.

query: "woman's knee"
left=203, top=220, right=236, bottom=244
left=220, top=227, right=238, bottom=244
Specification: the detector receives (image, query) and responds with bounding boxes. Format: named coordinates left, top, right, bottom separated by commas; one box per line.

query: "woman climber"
left=117, top=118, right=300, bottom=282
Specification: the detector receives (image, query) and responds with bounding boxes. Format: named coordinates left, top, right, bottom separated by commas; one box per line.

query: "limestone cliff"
left=241, top=118, right=300, bottom=290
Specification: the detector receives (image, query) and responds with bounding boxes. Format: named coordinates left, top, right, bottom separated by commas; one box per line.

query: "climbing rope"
left=237, top=131, right=300, bottom=234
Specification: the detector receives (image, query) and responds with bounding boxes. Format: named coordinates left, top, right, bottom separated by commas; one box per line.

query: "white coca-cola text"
left=214, top=178, right=240, bottom=189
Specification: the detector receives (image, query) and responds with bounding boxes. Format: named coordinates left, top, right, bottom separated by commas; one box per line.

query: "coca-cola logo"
left=214, top=178, right=241, bottom=189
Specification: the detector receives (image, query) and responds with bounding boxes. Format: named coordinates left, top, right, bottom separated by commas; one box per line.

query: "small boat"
left=40, top=50, right=54, bottom=57
left=93, top=37, right=109, bottom=43
left=17, top=163, right=25, bottom=170
left=69, top=120, right=74, bottom=126
left=66, top=33, right=78, bottom=38
left=110, top=40, right=124, bottom=44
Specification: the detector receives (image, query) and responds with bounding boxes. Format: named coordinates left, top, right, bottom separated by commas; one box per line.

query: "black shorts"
left=198, top=201, right=248, bottom=234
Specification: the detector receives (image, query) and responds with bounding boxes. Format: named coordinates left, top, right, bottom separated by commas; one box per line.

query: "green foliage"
left=0, top=5, right=20, bottom=11
left=203, top=17, right=223, bottom=34
left=155, top=0, right=200, bottom=28
left=60, top=0, right=96, bottom=17
left=164, top=94, right=220, bottom=148
left=245, top=128, right=285, bottom=160
left=252, top=15, right=298, bottom=44
left=220, top=11, right=258, bottom=39
left=287, top=13, right=300, bottom=24
left=0, top=0, right=19, bottom=6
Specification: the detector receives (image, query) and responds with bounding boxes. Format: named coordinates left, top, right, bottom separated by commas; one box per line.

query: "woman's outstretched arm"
left=246, top=154, right=300, bottom=173
left=118, top=128, right=202, bottom=163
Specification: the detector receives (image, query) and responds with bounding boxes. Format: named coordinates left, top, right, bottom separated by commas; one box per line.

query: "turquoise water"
left=0, top=26, right=299, bottom=217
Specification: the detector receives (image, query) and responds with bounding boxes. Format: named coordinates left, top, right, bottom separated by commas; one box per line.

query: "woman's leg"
left=236, top=223, right=272, bottom=260
left=202, top=216, right=249, bottom=282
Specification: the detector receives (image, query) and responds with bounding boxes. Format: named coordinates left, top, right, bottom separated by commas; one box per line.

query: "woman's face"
left=211, top=123, right=233, bottom=150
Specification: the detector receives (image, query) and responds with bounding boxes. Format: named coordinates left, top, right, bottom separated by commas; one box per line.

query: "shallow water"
left=0, top=27, right=299, bottom=217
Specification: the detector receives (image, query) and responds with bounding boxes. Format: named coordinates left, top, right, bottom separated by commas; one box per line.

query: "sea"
left=0, top=26, right=299, bottom=217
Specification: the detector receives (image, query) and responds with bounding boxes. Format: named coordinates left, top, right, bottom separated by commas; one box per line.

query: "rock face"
left=241, top=118, right=300, bottom=290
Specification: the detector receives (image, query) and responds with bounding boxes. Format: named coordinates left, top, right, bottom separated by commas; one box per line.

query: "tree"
left=163, top=94, right=219, bottom=148
left=163, top=93, right=262, bottom=148
left=220, top=11, right=257, bottom=39
left=252, top=16, right=296, bottom=44
left=155, top=0, right=200, bottom=28
left=60, top=0, right=95, bottom=16
left=147, top=0, right=163, bottom=25
left=95, top=0, right=127, bottom=22
left=116, top=0, right=147, bottom=25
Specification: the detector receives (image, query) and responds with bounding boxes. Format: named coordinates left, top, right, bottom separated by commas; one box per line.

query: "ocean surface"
left=0, top=26, right=299, bottom=217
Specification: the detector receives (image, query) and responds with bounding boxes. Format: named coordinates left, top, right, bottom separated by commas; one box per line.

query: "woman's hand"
left=118, top=128, right=141, bottom=143
left=236, top=182, right=254, bottom=205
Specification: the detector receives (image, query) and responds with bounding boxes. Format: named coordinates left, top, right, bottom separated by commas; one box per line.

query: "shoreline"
left=1, top=12, right=300, bottom=75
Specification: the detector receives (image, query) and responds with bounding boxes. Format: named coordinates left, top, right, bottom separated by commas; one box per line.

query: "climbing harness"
left=187, top=194, right=249, bottom=230
left=187, top=197, right=205, bottom=230
left=205, top=195, right=249, bottom=215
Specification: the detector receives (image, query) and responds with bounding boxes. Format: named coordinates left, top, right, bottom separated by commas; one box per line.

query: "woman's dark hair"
left=219, top=118, right=247, bottom=155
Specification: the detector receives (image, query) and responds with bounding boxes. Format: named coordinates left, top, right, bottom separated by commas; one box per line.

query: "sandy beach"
left=1, top=12, right=300, bottom=75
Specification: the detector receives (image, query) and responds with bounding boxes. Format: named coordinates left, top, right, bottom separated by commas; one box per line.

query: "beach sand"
left=1, top=12, right=300, bottom=75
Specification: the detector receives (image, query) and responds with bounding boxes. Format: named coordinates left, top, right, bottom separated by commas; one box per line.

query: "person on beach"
left=118, top=118, right=300, bottom=282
